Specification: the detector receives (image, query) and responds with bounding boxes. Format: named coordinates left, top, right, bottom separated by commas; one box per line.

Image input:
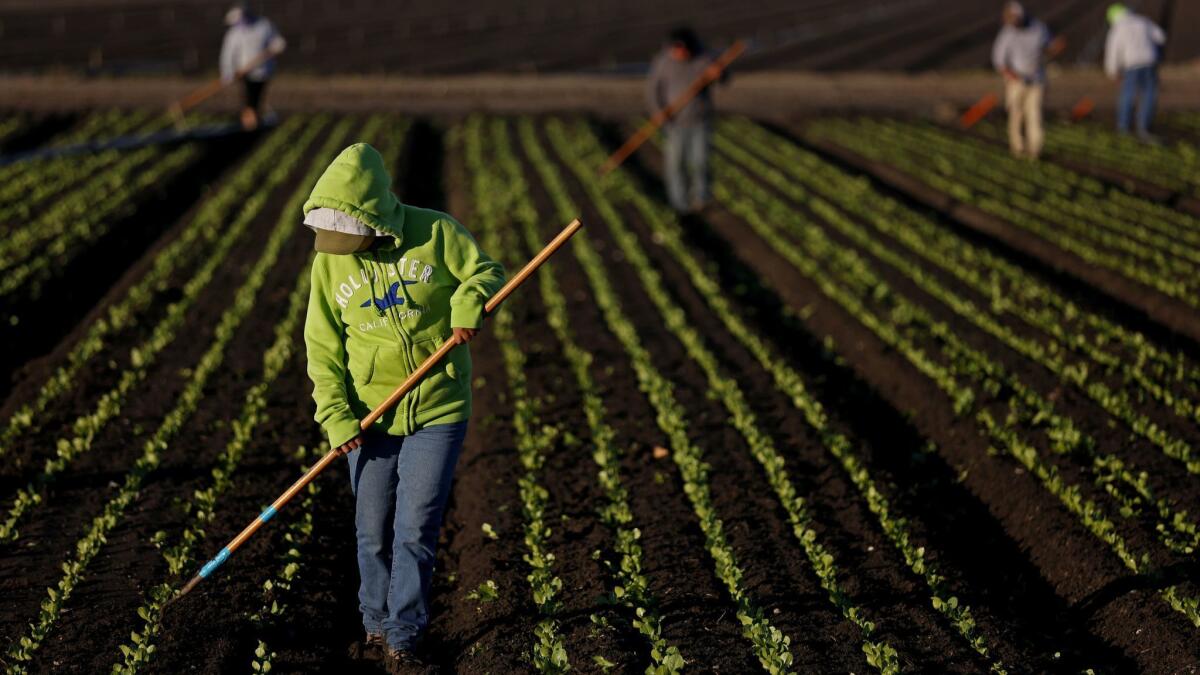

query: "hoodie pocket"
left=445, top=340, right=469, bottom=383
left=415, top=336, right=466, bottom=383
left=411, top=336, right=442, bottom=373
left=348, top=344, right=379, bottom=386
left=410, top=335, right=468, bottom=409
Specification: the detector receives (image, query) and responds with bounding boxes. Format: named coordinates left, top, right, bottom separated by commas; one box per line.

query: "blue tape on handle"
left=259, top=505, right=278, bottom=522
left=199, top=547, right=231, bottom=578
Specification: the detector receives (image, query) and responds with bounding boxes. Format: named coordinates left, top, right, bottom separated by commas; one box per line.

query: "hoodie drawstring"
left=357, top=256, right=383, bottom=317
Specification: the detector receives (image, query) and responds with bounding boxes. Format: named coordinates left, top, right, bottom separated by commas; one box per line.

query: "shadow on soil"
left=0, top=113, right=77, bottom=155
left=1074, top=560, right=1200, bottom=619
left=399, top=119, right=446, bottom=211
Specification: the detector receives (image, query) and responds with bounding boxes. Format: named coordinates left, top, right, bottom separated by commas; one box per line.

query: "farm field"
left=1, top=0, right=1197, bottom=76
left=0, top=106, right=1199, bottom=675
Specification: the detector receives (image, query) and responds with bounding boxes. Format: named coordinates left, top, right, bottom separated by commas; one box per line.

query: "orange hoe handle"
left=1070, top=96, right=1095, bottom=123
left=172, top=218, right=584, bottom=602
left=960, top=92, right=999, bottom=130
left=599, top=39, right=746, bottom=176
left=169, top=47, right=281, bottom=119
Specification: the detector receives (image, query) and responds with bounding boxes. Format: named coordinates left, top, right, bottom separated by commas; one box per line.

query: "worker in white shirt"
left=1104, top=3, right=1167, bottom=141
left=991, top=2, right=1066, bottom=158
left=220, top=3, right=286, bottom=130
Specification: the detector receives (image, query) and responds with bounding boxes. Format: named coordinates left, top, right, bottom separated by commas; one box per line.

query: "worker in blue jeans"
left=346, top=424, right=467, bottom=656
left=663, top=124, right=709, bottom=214
left=1104, top=4, right=1167, bottom=140
left=303, top=143, right=505, bottom=672
left=1117, top=66, right=1159, bottom=137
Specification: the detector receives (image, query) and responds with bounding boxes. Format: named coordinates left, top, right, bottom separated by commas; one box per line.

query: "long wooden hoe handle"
left=599, top=39, right=746, bottom=176
left=172, top=218, right=584, bottom=602
left=1070, top=96, right=1095, bottom=123
left=959, top=92, right=999, bottom=130
left=169, top=47, right=281, bottom=119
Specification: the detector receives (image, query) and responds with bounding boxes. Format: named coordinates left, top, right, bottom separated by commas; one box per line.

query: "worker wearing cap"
left=220, top=3, right=286, bottom=130
left=303, top=143, right=505, bottom=669
left=647, top=26, right=726, bottom=214
left=991, top=1, right=1066, bottom=158
left=1104, top=3, right=1167, bottom=140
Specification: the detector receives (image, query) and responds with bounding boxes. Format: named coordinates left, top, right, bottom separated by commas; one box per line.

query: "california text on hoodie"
left=303, top=143, right=506, bottom=448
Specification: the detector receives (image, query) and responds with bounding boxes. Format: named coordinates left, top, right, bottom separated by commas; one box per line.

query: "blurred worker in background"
left=220, top=3, right=286, bottom=130
left=647, top=27, right=725, bottom=214
left=991, top=2, right=1066, bottom=158
left=1104, top=3, right=1167, bottom=141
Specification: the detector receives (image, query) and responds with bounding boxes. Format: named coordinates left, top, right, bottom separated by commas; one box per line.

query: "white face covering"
left=303, top=208, right=388, bottom=238
left=304, top=208, right=388, bottom=254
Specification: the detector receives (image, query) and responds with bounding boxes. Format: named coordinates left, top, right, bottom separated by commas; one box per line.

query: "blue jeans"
left=1117, top=65, right=1158, bottom=135
left=346, top=422, right=467, bottom=650
left=664, top=123, right=711, bottom=212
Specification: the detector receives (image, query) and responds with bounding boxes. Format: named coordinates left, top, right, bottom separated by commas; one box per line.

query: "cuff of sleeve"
left=325, top=416, right=362, bottom=449
left=450, top=296, right=485, bottom=329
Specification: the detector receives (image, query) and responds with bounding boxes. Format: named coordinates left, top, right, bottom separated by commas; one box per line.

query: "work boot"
left=384, top=646, right=436, bottom=674
left=348, top=632, right=386, bottom=661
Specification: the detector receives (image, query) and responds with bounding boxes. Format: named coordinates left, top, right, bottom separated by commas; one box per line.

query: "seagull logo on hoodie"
left=362, top=280, right=417, bottom=312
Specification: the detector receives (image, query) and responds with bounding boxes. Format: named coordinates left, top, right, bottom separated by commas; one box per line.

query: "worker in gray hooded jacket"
left=220, top=3, right=286, bottom=130
left=991, top=1, right=1065, bottom=158
left=646, top=27, right=726, bottom=214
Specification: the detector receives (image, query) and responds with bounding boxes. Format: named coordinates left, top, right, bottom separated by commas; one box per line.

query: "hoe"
left=0, top=47, right=282, bottom=167
left=168, top=46, right=283, bottom=126
left=167, top=217, right=583, bottom=607
left=600, top=39, right=745, bottom=176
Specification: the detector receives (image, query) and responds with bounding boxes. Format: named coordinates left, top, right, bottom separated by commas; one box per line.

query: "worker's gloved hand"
left=336, top=435, right=364, bottom=455
left=452, top=327, right=479, bottom=344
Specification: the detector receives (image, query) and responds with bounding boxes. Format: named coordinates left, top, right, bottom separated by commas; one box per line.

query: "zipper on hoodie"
left=386, top=250, right=432, bottom=436
left=389, top=254, right=424, bottom=437
left=370, top=252, right=422, bottom=435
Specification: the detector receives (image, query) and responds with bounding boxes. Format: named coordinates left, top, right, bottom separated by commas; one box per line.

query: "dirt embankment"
left=3, top=67, right=1200, bottom=119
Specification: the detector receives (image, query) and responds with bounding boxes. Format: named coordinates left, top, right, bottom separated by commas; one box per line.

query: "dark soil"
left=601, top=120, right=1200, bottom=672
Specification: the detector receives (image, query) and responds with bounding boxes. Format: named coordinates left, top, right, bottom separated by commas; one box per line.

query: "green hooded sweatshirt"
left=303, top=143, right=506, bottom=448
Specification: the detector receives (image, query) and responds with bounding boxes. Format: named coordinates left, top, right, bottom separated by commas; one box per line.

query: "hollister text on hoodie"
left=303, top=143, right=506, bottom=447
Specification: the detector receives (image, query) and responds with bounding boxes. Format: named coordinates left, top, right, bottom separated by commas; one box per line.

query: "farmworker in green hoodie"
left=303, top=142, right=505, bottom=668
